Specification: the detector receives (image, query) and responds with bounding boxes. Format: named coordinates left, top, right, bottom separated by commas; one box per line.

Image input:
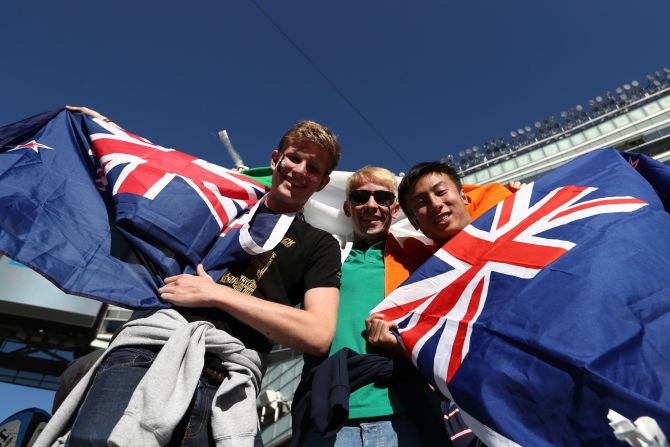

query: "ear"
left=460, top=189, right=470, bottom=204
left=391, top=202, right=400, bottom=219
left=315, top=175, right=330, bottom=192
left=408, top=213, right=419, bottom=230
left=343, top=200, right=352, bottom=217
left=270, top=150, right=280, bottom=170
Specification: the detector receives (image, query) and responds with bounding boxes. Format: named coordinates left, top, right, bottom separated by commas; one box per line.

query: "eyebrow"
left=411, top=181, right=451, bottom=200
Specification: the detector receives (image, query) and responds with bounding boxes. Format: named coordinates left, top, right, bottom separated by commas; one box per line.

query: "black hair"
left=398, top=161, right=462, bottom=221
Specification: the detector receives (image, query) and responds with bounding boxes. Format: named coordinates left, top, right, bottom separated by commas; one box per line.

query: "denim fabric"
left=302, top=414, right=431, bottom=447
left=67, top=346, right=217, bottom=446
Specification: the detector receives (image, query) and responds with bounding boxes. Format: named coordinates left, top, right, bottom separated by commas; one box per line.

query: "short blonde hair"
left=277, top=120, right=341, bottom=174
left=346, top=166, right=398, bottom=197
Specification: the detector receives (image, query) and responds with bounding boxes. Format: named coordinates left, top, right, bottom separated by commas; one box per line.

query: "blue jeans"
left=303, top=413, right=439, bottom=447
left=68, top=346, right=217, bottom=446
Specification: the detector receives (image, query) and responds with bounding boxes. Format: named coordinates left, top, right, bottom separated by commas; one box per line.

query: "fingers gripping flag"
left=373, top=149, right=670, bottom=446
left=0, top=109, right=267, bottom=308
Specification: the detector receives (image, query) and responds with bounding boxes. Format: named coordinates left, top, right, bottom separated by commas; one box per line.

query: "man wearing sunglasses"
left=294, top=166, right=449, bottom=446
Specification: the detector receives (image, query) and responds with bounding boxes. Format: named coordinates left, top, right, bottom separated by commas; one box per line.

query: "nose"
left=364, top=194, right=378, bottom=207
left=427, top=194, right=444, bottom=214
left=292, top=159, right=308, bottom=177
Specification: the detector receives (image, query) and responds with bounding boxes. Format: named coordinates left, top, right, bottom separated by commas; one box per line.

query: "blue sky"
left=1, top=0, right=670, bottom=422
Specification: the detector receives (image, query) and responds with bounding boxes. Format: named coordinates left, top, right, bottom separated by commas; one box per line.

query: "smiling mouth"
left=282, top=175, right=306, bottom=189
left=360, top=214, right=383, bottom=223
left=434, top=213, right=451, bottom=225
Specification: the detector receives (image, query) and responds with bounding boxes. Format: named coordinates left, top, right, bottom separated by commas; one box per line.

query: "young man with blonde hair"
left=293, top=165, right=449, bottom=446
left=40, top=111, right=343, bottom=447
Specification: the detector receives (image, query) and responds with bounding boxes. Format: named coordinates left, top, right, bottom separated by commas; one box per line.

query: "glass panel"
left=584, top=127, right=601, bottom=139
left=628, top=108, right=646, bottom=121
left=557, top=138, right=572, bottom=151
left=461, top=173, right=476, bottom=184
left=643, top=102, right=661, bottom=114
left=15, top=378, right=42, bottom=387
left=598, top=120, right=615, bottom=134
left=529, top=148, right=544, bottom=161
left=0, top=367, right=16, bottom=378
left=570, top=132, right=586, bottom=145
left=543, top=143, right=558, bottom=155
left=659, top=96, right=670, bottom=108
left=502, top=159, right=517, bottom=171
left=514, top=153, right=530, bottom=166
left=489, top=164, right=503, bottom=176
left=613, top=115, right=631, bottom=127
left=475, top=169, right=491, bottom=183
left=18, top=371, right=43, bottom=380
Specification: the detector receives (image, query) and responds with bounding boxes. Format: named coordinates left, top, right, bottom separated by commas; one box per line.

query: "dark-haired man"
left=368, top=161, right=518, bottom=447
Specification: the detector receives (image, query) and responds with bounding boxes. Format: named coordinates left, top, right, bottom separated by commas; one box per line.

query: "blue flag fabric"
left=373, top=149, right=670, bottom=445
left=0, top=110, right=267, bottom=308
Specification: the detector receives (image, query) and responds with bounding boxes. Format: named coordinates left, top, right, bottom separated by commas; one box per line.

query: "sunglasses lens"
left=348, top=190, right=395, bottom=206
left=373, top=191, right=395, bottom=206
left=349, top=190, right=370, bottom=205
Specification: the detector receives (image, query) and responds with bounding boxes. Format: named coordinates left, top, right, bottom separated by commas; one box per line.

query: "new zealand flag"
left=373, top=149, right=670, bottom=445
left=0, top=109, right=266, bottom=308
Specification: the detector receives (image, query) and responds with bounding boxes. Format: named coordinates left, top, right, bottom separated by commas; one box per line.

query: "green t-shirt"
left=329, top=241, right=402, bottom=419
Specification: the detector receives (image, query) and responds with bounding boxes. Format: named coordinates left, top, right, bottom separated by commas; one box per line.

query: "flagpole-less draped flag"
left=373, top=149, right=670, bottom=446
left=0, top=109, right=266, bottom=308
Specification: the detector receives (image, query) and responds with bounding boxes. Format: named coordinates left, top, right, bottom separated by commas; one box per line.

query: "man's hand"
left=365, top=313, right=402, bottom=354
left=159, top=264, right=219, bottom=308
left=65, top=105, right=120, bottom=127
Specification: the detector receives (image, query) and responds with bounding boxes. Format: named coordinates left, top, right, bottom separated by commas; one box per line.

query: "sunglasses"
left=348, top=189, right=396, bottom=206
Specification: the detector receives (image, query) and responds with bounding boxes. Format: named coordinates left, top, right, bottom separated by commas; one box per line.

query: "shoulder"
left=290, top=219, right=339, bottom=247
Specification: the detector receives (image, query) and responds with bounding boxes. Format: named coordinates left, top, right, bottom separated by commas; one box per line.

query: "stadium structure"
left=1, top=67, right=669, bottom=446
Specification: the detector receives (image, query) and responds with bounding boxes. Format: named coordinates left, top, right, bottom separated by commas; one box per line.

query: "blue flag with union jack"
left=373, top=149, right=670, bottom=446
left=0, top=109, right=266, bottom=308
